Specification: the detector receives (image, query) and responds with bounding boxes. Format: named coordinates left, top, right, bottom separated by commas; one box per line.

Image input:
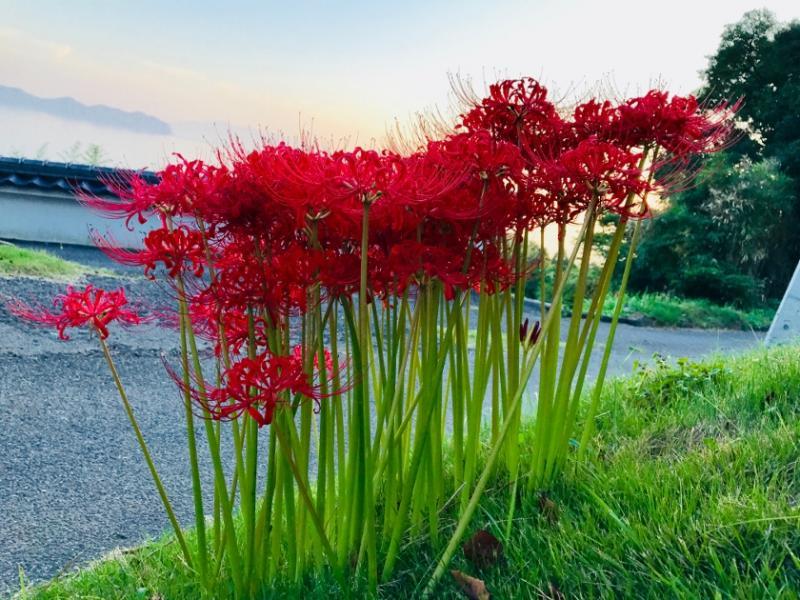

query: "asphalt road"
left=0, top=247, right=764, bottom=594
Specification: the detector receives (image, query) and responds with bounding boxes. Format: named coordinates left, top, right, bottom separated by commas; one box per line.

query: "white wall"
left=0, top=188, right=150, bottom=248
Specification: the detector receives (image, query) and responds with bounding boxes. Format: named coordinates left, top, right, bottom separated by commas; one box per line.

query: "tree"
left=702, top=10, right=800, bottom=183
left=630, top=10, right=800, bottom=305
left=631, top=154, right=793, bottom=305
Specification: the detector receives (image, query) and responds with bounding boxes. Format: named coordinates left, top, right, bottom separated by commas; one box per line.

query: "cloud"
left=0, top=26, right=72, bottom=61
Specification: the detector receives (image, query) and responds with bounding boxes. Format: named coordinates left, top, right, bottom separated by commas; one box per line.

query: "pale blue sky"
left=1, top=1, right=799, bottom=164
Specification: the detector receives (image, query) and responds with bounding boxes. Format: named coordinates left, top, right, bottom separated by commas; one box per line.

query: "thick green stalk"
left=381, top=291, right=466, bottom=579
left=577, top=218, right=643, bottom=460
left=176, top=295, right=209, bottom=586
left=181, top=309, right=244, bottom=592
left=423, top=214, right=592, bottom=596
left=542, top=205, right=598, bottom=483
left=272, top=411, right=342, bottom=578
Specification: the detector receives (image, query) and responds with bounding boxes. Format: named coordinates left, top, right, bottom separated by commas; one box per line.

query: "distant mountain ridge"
left=0, top=85, right=172, bottom=135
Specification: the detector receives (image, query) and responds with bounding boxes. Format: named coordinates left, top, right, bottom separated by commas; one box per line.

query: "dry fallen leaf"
left=462, top=529, right=503, bottom=568
left=539, top=493, right=559, bottom=524
left=451, top=569, right=491, bottom=600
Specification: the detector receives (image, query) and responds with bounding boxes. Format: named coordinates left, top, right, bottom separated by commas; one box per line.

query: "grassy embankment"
left=598, top=291, right=775, bottom=331
left=0, top=243, right=110, bottom=279
left=524, top=261, right=775, bottom=330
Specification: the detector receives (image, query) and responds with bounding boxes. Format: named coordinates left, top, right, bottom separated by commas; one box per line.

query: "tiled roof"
left=0, top=157, right=157, bottom=197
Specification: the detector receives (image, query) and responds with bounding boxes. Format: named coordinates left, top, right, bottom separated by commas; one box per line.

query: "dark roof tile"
left=0, top=157, right=157, bottom=197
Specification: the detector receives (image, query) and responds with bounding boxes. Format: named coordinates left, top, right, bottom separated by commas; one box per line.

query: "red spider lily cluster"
left=8, top=75, right=738, bottom=470
left=87, top=79, right=732, bottom=310
left=206, top=352, right=318, bottom=426
left=66, top=78, right=734, bottom=423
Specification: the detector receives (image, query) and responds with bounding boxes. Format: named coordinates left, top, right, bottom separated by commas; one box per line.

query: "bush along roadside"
left=525, top=259, right=774, bottom=331
left=7, top=77, right=737, bottom=598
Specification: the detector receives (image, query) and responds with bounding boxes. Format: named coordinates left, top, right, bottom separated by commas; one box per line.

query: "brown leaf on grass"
left=462, top=529, right=503, bottom=568
left=539, top=493, right=559, bottom=524
left=451, top=569, right=491, bottom=600
left=545, top=580, right=565, bottom=599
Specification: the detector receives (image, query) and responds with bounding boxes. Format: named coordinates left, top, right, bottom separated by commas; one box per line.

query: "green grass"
left=597, top=292, right=776, bottom=331
left=17, top=346, right=800, bottom=599
left=0, top=244, right=110, bottom=279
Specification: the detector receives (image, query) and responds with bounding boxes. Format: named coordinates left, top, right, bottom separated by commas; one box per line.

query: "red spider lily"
left=292, top=343, right=334, bottom=371
left=524, top=138, right=649, bottom=224
left=154, top=294, right=267, bottom=358
left=73, top=77, right=737, bottom=320
left=80, top=157, right=229, bottom=228
left=205, top=352, right=321, bottom=427
left=460, top=77, right=561, bottom=145
left=93, top=225, right=207, bottom=280
left=8, top=284, right=146, bottom=340
left=570, top=99, right=621, bottom=142
left=617, top=91, right=739, bottom=156
left=208, top=240, right=316, bottom=319
left=558, top=138, right=649, bottom=216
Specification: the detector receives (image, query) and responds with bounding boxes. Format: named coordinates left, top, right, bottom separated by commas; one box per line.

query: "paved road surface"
left=0, top=247, right=764, bottom=593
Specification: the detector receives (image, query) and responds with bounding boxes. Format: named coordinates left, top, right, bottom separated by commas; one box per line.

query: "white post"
left=766, top=259, right=800, bottom=345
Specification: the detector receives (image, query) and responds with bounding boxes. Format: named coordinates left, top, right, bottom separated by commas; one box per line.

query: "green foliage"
left=50, top=142, right=109, bottom=166
left=525, top=255, right=774, bottom=329
left=704, top=10, right=800, bottom=178
left=21, top=346, right=800, bottom=598
left=632, top=154, right=795, bottom=304
left=82, top=144, right=108, bottom=166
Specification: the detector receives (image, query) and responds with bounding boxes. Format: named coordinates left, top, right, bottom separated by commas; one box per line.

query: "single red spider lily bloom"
left=292, top=343, right=335, bottom=374
left=80, top=156, right=229, bottom=228
left=206, top=353, right=321, bottom=427
left=94, top=225, right=207, bottom=280
left=519, top=317, right=542, bottom=348
left=616, top=91, right=738, bottom=157
left=460, top=77, right=561, bottom=145
left=8, top=284, right=145, bottom=340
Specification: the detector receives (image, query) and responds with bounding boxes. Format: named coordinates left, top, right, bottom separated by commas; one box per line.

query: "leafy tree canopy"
left=629, top=10, right=800, bottom=307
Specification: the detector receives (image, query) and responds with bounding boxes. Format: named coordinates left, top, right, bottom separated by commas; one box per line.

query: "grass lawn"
left=598, top=292, right=776, bottom=331
left=17, top=346, right=800, bottom=599
left=0, top=244, right=110, bottom=279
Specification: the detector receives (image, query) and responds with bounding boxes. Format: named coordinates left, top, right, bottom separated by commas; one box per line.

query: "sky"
left=1, top=0, right=799, bottom=167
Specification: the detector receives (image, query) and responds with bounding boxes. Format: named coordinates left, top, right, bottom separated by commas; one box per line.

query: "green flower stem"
left=381, top=289, right=466, bottom=580
left=275, top=409, right=343, bottom=581
left=97, top=335, right=194, bottom=570
left=181, top=300, right=244, bottom=593
left=577, top=218, right=643, bottom=460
